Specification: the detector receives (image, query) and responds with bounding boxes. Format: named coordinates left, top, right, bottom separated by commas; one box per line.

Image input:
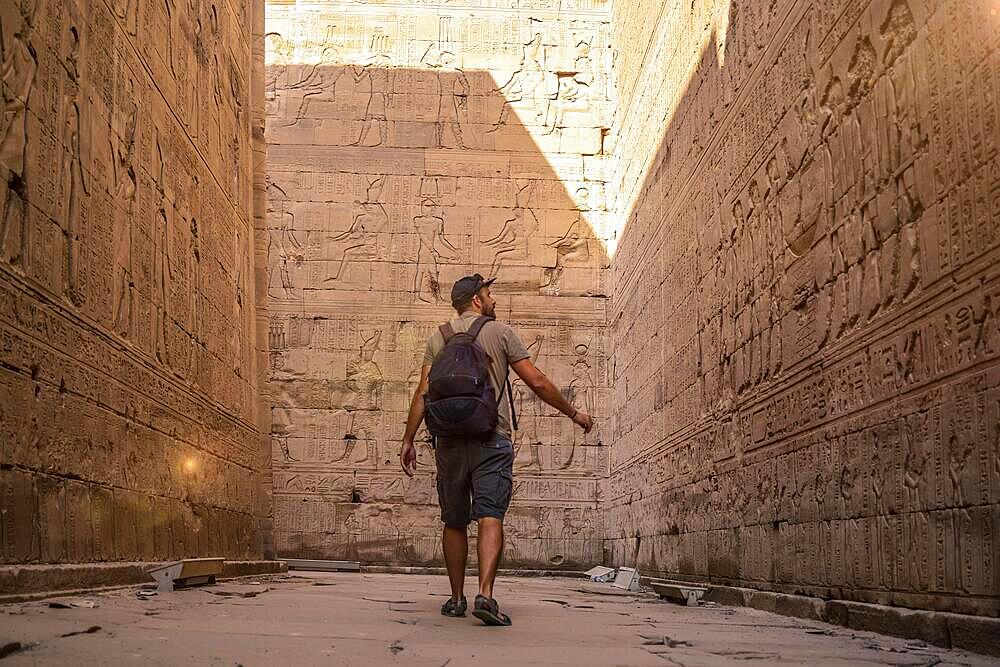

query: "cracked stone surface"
left=0, top=574, right=993, bottom=666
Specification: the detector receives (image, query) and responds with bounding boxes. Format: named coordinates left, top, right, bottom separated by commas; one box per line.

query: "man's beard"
left=481, top=301, right=496, bottom=317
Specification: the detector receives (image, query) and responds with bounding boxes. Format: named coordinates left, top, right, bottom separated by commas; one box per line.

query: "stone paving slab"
left=0, top=573, right=995, bottom=666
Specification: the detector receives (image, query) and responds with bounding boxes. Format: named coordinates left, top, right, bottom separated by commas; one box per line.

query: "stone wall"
left=606, top=0, right=1000, bottom=616
left=264, top=0, right=613, bottom=568
left=0, top=0, right=269, bottom=564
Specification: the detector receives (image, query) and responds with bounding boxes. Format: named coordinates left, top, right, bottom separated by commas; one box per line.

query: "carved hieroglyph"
left=0, top=0, right=268, bottom=564
left=607, top=0, right=1000, bottom=616
left=265, top=1, right=612, bottom=568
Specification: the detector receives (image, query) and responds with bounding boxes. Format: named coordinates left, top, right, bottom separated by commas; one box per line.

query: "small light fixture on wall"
left=183, top=457, right=198, bottom=476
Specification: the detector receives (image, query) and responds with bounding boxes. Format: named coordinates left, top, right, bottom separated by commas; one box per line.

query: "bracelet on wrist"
left=569, top=409, right=578, bottom=420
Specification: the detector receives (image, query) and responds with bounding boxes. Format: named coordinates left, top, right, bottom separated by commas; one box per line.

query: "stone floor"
left=0, top=573, right=994, bottom=666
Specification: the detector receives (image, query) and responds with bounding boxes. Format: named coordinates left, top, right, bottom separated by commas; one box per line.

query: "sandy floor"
left=0, top=572, right=994, bottom=666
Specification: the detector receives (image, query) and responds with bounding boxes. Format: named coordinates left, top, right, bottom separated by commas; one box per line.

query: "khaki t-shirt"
left=422, top=311, right=531, bottom=437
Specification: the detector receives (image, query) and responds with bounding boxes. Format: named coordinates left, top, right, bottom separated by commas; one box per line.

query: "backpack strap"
left=466, top=315, right=494, bottom=341
left=471, top=315, right=518, bottom=430
left=506, top=374, right=518, bottom=432
left=439, top=322, right=455, bottom=343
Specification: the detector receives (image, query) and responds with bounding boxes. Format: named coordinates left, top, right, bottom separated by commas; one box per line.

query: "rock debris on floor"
left=0, top=573, right=993, bottom=666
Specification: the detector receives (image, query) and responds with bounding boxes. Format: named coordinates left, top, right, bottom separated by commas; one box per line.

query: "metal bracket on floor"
left=650, top=579, right=709, bottom=606
left=612, top=567, right=641, bottom=591
left=148, top=558, right=225, bottom=592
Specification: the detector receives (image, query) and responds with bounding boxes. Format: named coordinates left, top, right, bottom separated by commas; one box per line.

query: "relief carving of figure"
left=947, top=433, right=974, bottom=507
left=350, top=43, right=392, bottom=148
left=271, top=376, right=299, bottom=463
left=264, top=32, right=292, bottom=115
left=322, top=175, right=387, bottom=286
left=266, top=179, right=303, bottom=298
left=807, top=459, right=825, bottom=519
left=208, top=53, right=228, bottom=160
left=787, top=147, right=831, bottom=260
left=111, top=92, right=138, bottom=339
left=762, top=167, right=786, bottom=372
left=777, top=38, right=833, bottom=261
left=544, top=39, right=593, bottom=135
left=178, top=177, right=199, bottom=376
left=0, top=1, right=37, bottom=269
left=870, top=433, right=888, bottom=516
left=272, top=418, right=298, bottom=463
left=288, top=45, right=343, bottom=122
left=839, top=457, right=858, bottom=515
left=561, top=342, right=597, bottom=471
left=491, top=33, right=545, bottom=132
left=152, top=135, right=172, bottom=365
left=729, top=197, right=749, bottom=310
left=541, top=216, right=590, bottom=295
left=413, top=197, right=458, bottom=304
left=335, top=409, right=379, bottom=466
left=334, top=329, right=383, bottom=412
left=60, top=26, right=90, bottom=307
left=513, top=333, right=545, bottom=471
left=894, top=165, right=922, bottom=302
left=902, top=414, right=927, bottom=510
left=422, top=47, right=470, bottom=150
left=483, top=180, right=538, bottom=277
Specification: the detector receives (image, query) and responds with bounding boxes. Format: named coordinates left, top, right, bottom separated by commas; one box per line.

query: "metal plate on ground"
left=612, top=567, right=640, bottom=591
left=584, top=566, right=616, bottom=582
left=285, top=559, right=361, bottom=572
left=650, top=579, right=708, bottom=606
left=148, top=558, right=225, bottom=592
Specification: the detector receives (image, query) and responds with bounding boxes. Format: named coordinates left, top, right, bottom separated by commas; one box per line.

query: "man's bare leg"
left=477, top=517, right=503, bottom=599
left=326, top=245, right=364, bottom=282
left=442, top=525, right=468, bottom=601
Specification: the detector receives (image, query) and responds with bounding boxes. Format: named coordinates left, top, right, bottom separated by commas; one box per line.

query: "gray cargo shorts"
left=434, top=433, right=514, bottom=528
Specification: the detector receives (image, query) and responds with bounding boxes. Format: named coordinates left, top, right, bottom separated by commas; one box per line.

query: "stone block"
left=36, top=477, right=66, bottom=563
left=0, top=468, right=38, bottom=562
left=745, top=590, right=827, bottom=622
left=64, top=481, right=94, bottom=563
left=90, top=485, right=115, bottom=562
left=830, top=601, right=951, bottom=648
left=948, top=614, right=1000, bottom=657
left=703, top=585, right=748, bottom=607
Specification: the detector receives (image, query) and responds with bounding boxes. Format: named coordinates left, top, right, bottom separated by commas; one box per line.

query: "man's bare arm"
left=510, top=358, right=593, bottom=433
left=399, top=365, right=431, bottom=476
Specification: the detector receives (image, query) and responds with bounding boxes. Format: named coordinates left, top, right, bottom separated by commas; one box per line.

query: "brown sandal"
left=441, top=596, right=467, bottom=617
left=472, top=594, right=512, bottom=626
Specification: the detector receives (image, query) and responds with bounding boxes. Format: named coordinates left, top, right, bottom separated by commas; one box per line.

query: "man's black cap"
left=451, top=273, right=496, bottom=306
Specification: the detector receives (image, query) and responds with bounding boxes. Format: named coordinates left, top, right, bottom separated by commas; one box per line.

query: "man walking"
left=400, top=274, right=593, bottom=626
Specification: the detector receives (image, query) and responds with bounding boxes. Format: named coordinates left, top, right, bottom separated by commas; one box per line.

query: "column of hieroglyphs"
left=264, top=0, right=614, bottom=568
left=0, top=0, right=269, bottom=565
left=606, top=0, right=1000, bottom=615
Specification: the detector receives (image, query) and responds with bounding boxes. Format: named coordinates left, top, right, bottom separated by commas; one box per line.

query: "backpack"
left=424, top=315, right=517, bottom=438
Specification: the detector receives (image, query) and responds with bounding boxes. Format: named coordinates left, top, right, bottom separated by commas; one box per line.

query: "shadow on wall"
left=261, top=37, right=612, bottom=569
left=607, top=0, right=1000, bottom=616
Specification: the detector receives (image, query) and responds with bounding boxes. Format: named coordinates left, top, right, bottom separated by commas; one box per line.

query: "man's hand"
left=572, top=410, right=594, bottom=434
left=400, top=440, right=417, bottom=477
